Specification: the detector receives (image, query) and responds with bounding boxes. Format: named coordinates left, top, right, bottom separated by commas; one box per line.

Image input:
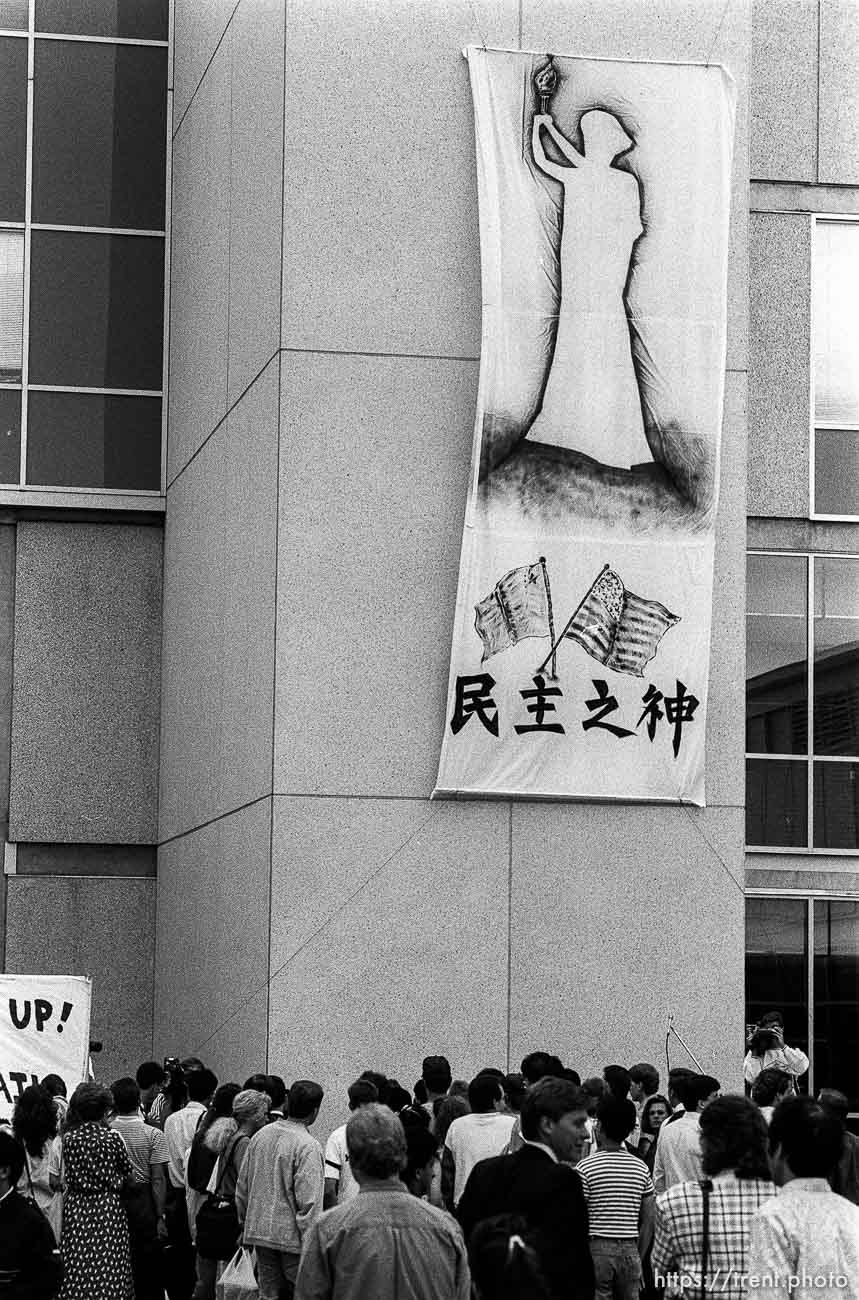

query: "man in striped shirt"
left=575, top=1095, right=654, bottom=1300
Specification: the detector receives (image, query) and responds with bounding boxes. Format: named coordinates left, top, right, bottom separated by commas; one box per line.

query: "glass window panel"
left=813, top=900, right=859, bottom=1110
left=35, top=0, right=165, bottom=39
left=746, top=554, right=807, bottom=754
left=0, top=1, right=27, bottom=29
left=0, top=38, right=28, bottom=220
left=35, top=0, right=167, bottom=40
left=814, top=222, right=859, bottom=425
left=0, top=390, right=21, bottom=483
left=29, top=231, right=164, bottom=391
left=815, top=429, right=859, bottom=517
left=746, top=758, right=808, bottom=847
left=746, top=897, right=809, bottom=1082
left=814, top=556, right=859, bottom=756
left=32, top=41, right=167, bottom=230
left=27, top=392, right=161, bottom=489
left=813, top=762, right=859, bottom=849
left=0, top=232, right=23, bottom=383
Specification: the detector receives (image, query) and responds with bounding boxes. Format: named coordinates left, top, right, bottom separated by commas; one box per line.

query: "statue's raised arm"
left=531, top=113, right=585, bottom=183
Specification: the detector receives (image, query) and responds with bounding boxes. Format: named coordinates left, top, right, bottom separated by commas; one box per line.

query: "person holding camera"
left=743, top=1012, right=809, bottom=1089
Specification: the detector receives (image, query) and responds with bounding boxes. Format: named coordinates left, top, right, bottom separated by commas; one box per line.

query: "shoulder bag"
left=196, top=1137, right=242, bottom=1261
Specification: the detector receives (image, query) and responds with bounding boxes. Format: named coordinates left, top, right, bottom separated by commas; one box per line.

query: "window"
left=747, top=552, right=859, bottom=851
left=746, top=894, right=859, bottom=1112
left=0, top=2, right=167, bottom=499
left=813, top=219, right=859, bottom=518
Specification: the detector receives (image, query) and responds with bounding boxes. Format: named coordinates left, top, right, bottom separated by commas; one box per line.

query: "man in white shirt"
left=653, top=1074, right=707, bottom=1194
left=442, top=1073, right=515, bottom=1209
left=749, top=1095, right=859, bottom=1300
left=323, top=1077, right=378, bottom=1208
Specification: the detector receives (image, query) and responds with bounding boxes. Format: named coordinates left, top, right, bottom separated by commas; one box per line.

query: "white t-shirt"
left=324, top=1123, right=358, bottom=1205
left=444, top=1111, right=516, bottom=1206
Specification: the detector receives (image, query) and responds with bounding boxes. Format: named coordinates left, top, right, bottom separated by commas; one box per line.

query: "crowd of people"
left=1, top=1013, right=858, bottom=1300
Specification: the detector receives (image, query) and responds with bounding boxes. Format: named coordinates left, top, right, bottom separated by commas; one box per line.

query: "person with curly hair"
left=652, top=1095, right=776, bottom=1300
left=12, top=1083, right=62, bottom=1243
left=56, top=1082, right=136, bottom=1300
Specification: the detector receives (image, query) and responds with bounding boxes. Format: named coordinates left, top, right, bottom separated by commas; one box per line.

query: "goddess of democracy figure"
left=529, top=107, right=652, bottom=470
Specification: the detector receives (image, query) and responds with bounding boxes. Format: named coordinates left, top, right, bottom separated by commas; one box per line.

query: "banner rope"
left=705, top=0, right=733, bottom=65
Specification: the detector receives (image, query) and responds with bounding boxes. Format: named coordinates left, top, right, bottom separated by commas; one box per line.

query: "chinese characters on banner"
left=434, top=48, right=736, bottom=803
left=0, top=974, right=92, bottom=1106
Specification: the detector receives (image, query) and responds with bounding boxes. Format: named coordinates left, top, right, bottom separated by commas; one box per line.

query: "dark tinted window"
left=27, top=391, right=161, bottom=488
left=35, top=0, right=167, bottom=40
left=29, top=231, right=164, bottom=390
left=0, top=390, right=21, bottom=484
left=746, top=758, right=808, bottom=848
left=32, top=40, right=167, bottom=229
left=0, top=1, right=28, bottom=29
left=0, top=38, right=27, bottom=221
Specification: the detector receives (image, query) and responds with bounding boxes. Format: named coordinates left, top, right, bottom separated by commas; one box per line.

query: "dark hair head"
left=751, top=1069, right=792, bottom=1108
left=602, top=1065, right=631, bottom=1099
left=384, top=1082, right=411, bottom=1114
left=760, top=1010, right=784, bottom=1028
left=817, top=1089, right=849, bottom=1127
left=768, top=1095, right=843, bottom=1178
left=346, top=1103, right=406, bottom=1178
left=421, top=1057, right=452, bottom=1094
left=360, top=1071, right=389, bottom=1105
left=348, top=1079, right=379, bottom=1110
left=629, top=1063, right=659, bottom=1096
left=504, top=1073, right=527, bottom=1113
left=434, top=1094, right=470, bottom=1148
left=580, top=1077, right=607, bottom=1115
left=211, top=1083, right=242, bottom=1117
left=398, top=1103, right=432, bottom=1132
left=697, top=1076, right=721, bottom=1105
left=520, top=1079, right=586, bottom=1141
left=289, top=1080, right=323, bottom=1121
left=181, top=1057, right=205, bottom=1071
left=468, top=1073, right=504, bottom=1113
left=673, top=1072, right=703, bottom=1111
left=0, top=1130, right=27, bottom=1185
left=12, top=1085, right=57, bottom=1157
left=468, top=1214, right=553, bottom=1300
left=188, top=1068, right=218, bottom=1104
left=243, top=1073, right=268, bottom=1092
left=135, top=1061, right=164, bottom=1090
left=640, top=1094, right=671, bottom=1136
left=40, top=1074, right=67, bottom=1099
left=110, top=1077, right=141, bottom=1115
left=67, top=1082, right=113, bottom=1129
left=402, top=1123, right=437, bottom=1187
left=262, top=1076, right=287, bottom=1111
left=560, top=1068, right=581, bottom=1086
left=413, top=1079, right=428, bottom=1105
left=595, top=1095, right=636, bottom=1142
left=699, top=1094, right=771, bottom=1179
left=520, top=1052, right=563, bottom=1085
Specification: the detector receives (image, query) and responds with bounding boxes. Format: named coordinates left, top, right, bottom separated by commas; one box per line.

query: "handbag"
left=217, top=1247, right=258, bottom=1300
left=195, top=1137, right=241, bottom=1261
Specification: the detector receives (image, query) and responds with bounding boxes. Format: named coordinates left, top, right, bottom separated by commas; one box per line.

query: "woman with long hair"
left=468, top=1213, right=554, bottom=1300
left=12, top=1084, right=62, bottom=1242
left=57, top=1082, right=135, bottom=1300
left=652, top=1095, right=776, bottom=1299
left=637, top=1093, right=671, bottom=1173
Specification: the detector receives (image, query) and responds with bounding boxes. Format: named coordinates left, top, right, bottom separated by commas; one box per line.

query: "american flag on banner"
left=474, top=559, right=551, bottom=660
left=566, top=565, right=680, bottom=677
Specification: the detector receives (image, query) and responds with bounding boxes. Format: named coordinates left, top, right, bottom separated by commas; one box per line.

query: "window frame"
left=746, top=887, right=859, bottom=1115
left=810, top=212, right=859, bottom=523
left=746, top=548, right=859, bottom=855
left=0, top=8, right=169, bottom=510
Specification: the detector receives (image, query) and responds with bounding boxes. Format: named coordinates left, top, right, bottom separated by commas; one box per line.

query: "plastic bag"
left=216, top=1247, right=258, bottom=1300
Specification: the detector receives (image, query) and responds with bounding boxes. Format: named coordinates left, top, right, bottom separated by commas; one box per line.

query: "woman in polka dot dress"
left=58, top=1082, right=135, bottom=1300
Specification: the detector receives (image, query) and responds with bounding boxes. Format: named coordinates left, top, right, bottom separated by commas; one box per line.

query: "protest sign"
left=0, top=974, right=92, bottom=1107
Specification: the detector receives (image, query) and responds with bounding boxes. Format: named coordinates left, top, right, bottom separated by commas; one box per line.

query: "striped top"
left=576, top=1148, right=654, bottom=1238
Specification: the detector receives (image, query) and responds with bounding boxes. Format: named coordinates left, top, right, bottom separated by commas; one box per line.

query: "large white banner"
left=0, top=974, right=92, bottom=1106
left=435, top=48, right=736, bottom=804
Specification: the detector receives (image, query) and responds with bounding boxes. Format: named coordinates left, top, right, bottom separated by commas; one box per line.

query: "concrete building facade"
left=0, top=0, right=856, bottom=1121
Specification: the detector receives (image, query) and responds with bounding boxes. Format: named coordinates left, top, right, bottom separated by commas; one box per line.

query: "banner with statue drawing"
left=433, top=47, right=736, bottom=804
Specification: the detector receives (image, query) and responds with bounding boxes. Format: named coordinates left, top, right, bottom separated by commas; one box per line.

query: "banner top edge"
left=461, top=42, right=736, bottom=85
